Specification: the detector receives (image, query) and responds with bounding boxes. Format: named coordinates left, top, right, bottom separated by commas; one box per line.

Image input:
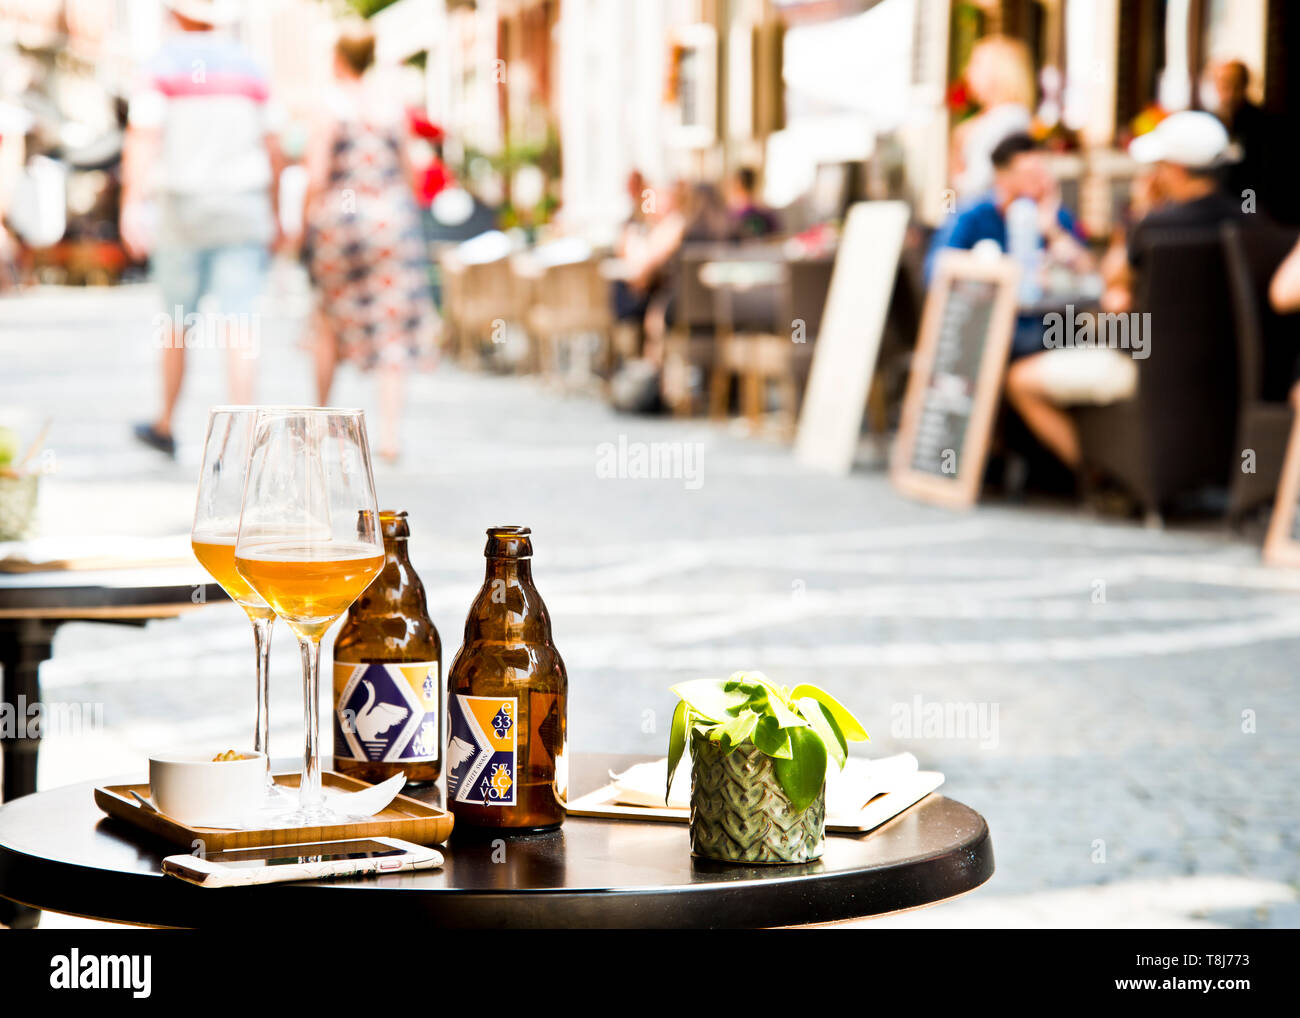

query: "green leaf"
left=726, top=680, right=771, bottom=715
left=752, top=714, right=793, bottom=758
left=773, top=725, right=828, bottom=813
left=789, top=684, right=869, bottom=741
left=767, top=693, right=808, bottom=730
left=670, top=679, right=749, bottom=722
left=713, top=709, right=759, bottom=754
left=666, top=700, right=688, bottom=804
left=799, top=697, right=847, bottom=769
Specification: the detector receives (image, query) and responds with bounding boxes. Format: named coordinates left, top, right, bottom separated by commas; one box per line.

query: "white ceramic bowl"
left=148, top=750, right=265, bottom=827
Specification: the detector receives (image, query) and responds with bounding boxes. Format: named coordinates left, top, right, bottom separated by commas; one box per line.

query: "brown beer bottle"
left=446, top=526, right=567, bottom=831
left=332, top=511, right=442, bottom=784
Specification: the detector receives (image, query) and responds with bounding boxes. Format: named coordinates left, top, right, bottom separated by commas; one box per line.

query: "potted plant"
left=667, top=671, right=869, bottom=864
left=0, top=424, right=45, bottom=541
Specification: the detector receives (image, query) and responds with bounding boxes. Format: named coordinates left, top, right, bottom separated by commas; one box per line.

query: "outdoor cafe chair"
left=1072, top=227, right=1238, bottom=523
left=1221, top=220, right=1300, bottom=525
left=523, top=257, right=613, bottom=388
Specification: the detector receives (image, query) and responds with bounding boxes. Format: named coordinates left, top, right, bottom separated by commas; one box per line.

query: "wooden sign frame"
left=1263, top=411, right=1300, bottom=566
left=794, top=200, right=910, bottom=474
left=890, top=249, right=1021, bottom=509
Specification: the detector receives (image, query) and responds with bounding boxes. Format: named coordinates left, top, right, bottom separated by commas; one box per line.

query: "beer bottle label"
left=447, top=694, right=517, bottom=806
left=334, top=661, right=441, bottom=763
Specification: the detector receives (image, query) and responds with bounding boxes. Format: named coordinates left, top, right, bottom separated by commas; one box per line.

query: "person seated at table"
left=1100, top=110, right=1242, bottom=314
left=929, top=133, right=1139, bottom=472
left=725, top=166, right=779, bottom=240
left=950, top=35, right=1035, bottom=200
left=611, top=169, right=655, bottom=327
left=628, top=181, right=732, bottom=368
left=924, top=132, right=1094, bottom=344
left=1208, top=59, right=1279, bottom=220
left=1010, top=112, right=1239, bottom=471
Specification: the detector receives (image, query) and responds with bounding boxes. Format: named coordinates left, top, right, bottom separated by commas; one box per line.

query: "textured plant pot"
left=0, top=474, right=38, bottom=541
left=689, top=731, right=826, bottom=864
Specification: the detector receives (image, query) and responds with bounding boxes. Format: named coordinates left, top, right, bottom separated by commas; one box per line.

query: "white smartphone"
left=162, top=837, right=444, bottom=888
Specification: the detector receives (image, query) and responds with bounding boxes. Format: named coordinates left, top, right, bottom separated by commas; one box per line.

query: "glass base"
left=261, top=780, right=293, bottom=806
left=269, top=802, right=344, bottom=828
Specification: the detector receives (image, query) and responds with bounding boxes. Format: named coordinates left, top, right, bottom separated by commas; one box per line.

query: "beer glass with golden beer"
left=234, top=408, right=383, bottom=822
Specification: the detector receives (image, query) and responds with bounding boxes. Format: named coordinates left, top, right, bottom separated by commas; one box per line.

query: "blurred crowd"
left=2, top=3, right=1298, bottom=524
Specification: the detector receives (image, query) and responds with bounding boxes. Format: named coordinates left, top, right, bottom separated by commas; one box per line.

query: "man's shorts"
left=1031, top=347, right=1139, bottom=406
left=153, top=242, right=269, bottom=323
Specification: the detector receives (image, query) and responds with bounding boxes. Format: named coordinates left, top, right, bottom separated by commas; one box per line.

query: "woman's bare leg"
left=227, top=340, right=255, bottom=406
left=154, top=326, right=186, bottom=436
left=314, top=314, right=338, bottom=406
left=377, top=361, right=404, bottom=462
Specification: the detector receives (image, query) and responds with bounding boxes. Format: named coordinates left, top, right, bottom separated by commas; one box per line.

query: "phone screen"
left=206, top=840, right=405, bottom=869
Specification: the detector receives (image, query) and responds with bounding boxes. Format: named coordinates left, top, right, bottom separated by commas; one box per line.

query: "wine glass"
left=234, top=408, right=383, bottom=823
left=191, top=407, right=280, bottom=795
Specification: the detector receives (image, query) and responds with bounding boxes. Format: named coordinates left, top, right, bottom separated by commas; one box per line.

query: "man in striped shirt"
left=121, top=0, right=282, bottom=456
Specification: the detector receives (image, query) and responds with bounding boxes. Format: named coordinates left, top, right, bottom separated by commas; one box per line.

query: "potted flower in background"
left=667, top=671, right=869, bottom=864
left=0, top=423, right=46, bottom=541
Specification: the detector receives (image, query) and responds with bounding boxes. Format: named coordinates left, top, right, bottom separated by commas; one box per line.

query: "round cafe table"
left=0, top=754, right=993, bottom=929
left=0, top=562, right=225, bottom=802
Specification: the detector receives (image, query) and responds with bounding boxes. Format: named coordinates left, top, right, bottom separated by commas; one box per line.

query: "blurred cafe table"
left=0, top=537, right=224, bottom=802
left=0, top=753, right=994, bottom=929
left=1017, top=269, right=1105, bottom=319
left=699, top=259, right=793, bottom=428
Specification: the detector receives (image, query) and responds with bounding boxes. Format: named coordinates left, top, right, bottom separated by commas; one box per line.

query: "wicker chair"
left=523, top=257, right=613, bottom=386
left=1221, top=220, right=1300, bottom=523
left=1072, top=228, right=1238, bottom=521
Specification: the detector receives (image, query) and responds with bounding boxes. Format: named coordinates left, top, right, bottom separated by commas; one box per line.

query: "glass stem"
left=250, top=615, right=273, bottom=786
left=298, top=635, right=324, bottom=811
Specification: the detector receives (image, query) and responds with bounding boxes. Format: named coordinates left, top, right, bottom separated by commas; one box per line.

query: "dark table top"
left=0, top=565, right=225, bottom=619
left=0, top=753, right=993, bottom=928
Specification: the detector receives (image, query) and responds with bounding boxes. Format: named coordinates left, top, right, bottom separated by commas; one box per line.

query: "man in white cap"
left=121, top=0, right=282, bottom=456
left=1103, top=110, right=1240, bottom=312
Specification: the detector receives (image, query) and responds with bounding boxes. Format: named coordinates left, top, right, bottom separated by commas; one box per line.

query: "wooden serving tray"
left=93, top=771, right=454, bottom=852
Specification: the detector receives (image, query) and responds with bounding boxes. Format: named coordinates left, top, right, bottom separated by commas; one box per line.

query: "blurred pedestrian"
left=121, top=0, right=282, bottom=457
left=951, top=35, right=1036, bottom=199
left=302, top=21, right=437, bottom=464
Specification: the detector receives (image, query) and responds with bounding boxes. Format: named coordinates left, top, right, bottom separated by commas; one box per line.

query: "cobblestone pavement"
left=2, top=279, right=1297, bottom=928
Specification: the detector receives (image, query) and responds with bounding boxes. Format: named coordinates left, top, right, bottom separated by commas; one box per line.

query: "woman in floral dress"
left=303, top=23, right=437, bottom=462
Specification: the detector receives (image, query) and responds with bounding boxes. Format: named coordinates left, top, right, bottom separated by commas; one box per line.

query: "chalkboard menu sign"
left=890, top=250, right=1020, bottom=508
left=1263, top=412, right=1300, bottom=566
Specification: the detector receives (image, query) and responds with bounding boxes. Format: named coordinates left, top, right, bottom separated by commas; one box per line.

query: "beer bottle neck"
left=385, top=535, right=411, bottom=566
left=484, top=557, right=532, bottom=584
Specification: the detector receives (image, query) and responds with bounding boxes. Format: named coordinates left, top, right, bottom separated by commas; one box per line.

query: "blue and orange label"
left=447, top=694, right=517, bottom=806
left=334, top=661, right=440, bottom=763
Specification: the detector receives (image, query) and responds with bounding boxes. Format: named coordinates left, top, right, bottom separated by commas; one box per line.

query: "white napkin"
left=143, top=774, right=410, bottom=830
left=610, top=752, right=921, bottom=814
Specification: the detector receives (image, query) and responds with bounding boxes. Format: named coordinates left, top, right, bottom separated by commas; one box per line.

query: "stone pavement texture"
left=1, top=278, right=1296, bottom=928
